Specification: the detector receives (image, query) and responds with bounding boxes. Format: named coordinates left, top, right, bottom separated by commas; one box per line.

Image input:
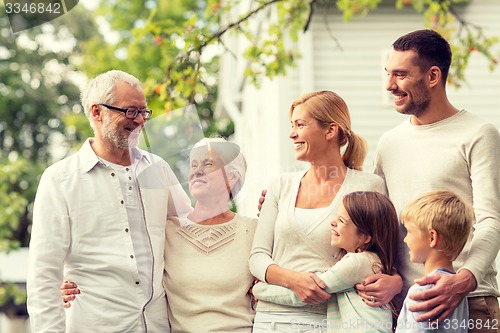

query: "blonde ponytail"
left=342, top=131, right=367, bottom=171
left=289, top=90, right=368, bottom=170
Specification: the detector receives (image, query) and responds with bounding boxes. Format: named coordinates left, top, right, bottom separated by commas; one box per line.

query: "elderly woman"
left=62, top=137, right=257, bottom=333
left=164, top=137, right=256, bottom=332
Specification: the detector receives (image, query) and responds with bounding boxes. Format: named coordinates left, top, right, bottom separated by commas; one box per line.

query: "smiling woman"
left=187, top=138, right=245, bottom=211
left=163, top=137, right=257, bottom=333
left=248, top=90, right=402, bottom=333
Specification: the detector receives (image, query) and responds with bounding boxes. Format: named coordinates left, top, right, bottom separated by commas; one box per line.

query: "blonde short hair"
left=401, top=190, right=473, bottom=261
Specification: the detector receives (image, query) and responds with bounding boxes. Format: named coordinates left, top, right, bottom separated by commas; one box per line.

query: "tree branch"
left=182, top=0, right=286, bottom=60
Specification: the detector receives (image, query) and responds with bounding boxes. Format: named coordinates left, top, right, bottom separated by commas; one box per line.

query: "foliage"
left=0, top=25, right=79, bottom=164
left=0, top=158, right=40, bottom=251
left=135, top=0, right=308, bottom=100
left=129, top=0, right=499, bottom=107
left=78, top=0, right=232, bottom=138
left=0, top=156, right=40, bottom=311
left=0, top=7, right=93, bottom=247
left=0, top=6, right=98, bottom=310
left=0, top=282, right=27, bottom=317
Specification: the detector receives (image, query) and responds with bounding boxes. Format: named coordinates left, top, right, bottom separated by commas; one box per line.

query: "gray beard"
left=101, top=115, right=130, bottom=151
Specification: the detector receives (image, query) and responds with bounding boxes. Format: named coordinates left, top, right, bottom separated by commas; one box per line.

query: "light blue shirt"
left=396, top=268, right=469, bottom=332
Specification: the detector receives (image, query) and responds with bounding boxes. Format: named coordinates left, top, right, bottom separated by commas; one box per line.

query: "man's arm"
left=27, top=169, right=69, bottom=332
left=459, top=125, right=500, bottom=286
left=355, top=270, right=403, bottom=307
left=409, top=125, right=500, bottom=322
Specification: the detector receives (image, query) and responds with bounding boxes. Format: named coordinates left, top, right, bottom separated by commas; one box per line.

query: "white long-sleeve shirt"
left=374, top=110, right=500, bottom=306
left=27, top=139, right=191, bottom=333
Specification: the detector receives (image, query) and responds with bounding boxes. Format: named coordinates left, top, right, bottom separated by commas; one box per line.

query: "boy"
left=396, top=190, right=473, bottom=332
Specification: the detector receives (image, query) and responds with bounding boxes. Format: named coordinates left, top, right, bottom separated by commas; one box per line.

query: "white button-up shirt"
left=27, top=139, right=191, bottom=333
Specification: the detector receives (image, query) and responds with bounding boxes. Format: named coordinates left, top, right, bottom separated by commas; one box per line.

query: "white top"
left=249, top=168, right=387, bottom=315
left=295, top=207, right=330, bottom=230
left=27, top=139, right=192, bottom=333
left=374, top=110, right=500, bottom=305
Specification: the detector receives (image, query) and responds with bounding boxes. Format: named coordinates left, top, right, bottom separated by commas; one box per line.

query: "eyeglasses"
left=99, top=103, right=153, bottom=120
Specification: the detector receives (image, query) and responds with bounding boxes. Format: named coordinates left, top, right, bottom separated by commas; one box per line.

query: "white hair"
left=192, top=137, right=247, bottom=200
left=80, top=70, right=143, bottom=130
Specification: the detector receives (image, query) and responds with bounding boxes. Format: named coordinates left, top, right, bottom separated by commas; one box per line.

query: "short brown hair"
left=392, top=29, right=452, bottom=85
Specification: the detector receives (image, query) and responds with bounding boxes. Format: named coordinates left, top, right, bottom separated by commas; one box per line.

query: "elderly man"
left=27, top=70, right=191, bottom=332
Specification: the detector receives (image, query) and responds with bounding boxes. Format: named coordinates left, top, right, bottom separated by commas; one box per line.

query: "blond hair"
left=191, top=137, right=247, bottom=200
left=289, top=90, right=367, bottom=170
left=401, top=190, right=473, bottom=261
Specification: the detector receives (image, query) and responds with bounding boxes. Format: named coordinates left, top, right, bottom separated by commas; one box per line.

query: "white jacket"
left=27, top=139, right=191, bottom=333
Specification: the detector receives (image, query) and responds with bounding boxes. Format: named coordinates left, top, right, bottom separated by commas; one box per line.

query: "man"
left=27, top=70, right=191, bottom=332
left=372, top=29, right=500, bottom=331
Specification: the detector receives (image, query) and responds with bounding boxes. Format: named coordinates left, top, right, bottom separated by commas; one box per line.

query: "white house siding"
left=308, top=1, right=500, bottom=171
left=221, top=1, right=500, bottom=220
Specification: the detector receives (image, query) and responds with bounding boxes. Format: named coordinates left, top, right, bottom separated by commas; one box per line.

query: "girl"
left=252, top=191, right=399, bottom=333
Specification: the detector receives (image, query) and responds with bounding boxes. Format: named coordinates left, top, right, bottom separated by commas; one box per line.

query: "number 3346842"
left=5, top=2, right=61, bottom=14
left=443, top=318, right=498, bottom=330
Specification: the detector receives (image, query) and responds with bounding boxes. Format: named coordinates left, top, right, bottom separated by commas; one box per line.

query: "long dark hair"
left=342, top=191, right=399, bottom=275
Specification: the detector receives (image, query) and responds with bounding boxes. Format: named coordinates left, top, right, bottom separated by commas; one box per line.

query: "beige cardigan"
left=249, top=168, right=387, bottom=315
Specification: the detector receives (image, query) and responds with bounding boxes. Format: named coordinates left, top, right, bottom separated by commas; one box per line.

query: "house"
left=217, top=0, right=500, bottom=300
left=217, top=0, right=500, bottom=218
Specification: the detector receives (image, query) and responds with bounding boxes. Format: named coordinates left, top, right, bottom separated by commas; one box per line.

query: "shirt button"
left=128, top=176, right=132, bottom=180
left=130, top=255, right=134, bottom=259
left=120, top=200, right=124, bottom=204
left=128, top=186, right=132, bottom=190
left=135, top=281, right=140, bottom=285
left=126, top=168, right=130, bottom=171
left=124, top=228, right=129, bottom=232
left=111, top=172, right=115, bottom=177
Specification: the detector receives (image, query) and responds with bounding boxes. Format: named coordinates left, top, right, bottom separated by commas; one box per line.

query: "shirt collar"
left=79, top=138, right=152, bottom=173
